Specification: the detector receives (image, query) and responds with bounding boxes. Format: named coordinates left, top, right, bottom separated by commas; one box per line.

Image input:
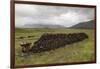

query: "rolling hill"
left=70, top=20, right=95, bottom=29
left=22, top=24, right=66, bottom=28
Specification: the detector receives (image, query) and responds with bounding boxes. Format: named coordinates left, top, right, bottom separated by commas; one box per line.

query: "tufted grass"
left=15, top=28, right=95, bottom=66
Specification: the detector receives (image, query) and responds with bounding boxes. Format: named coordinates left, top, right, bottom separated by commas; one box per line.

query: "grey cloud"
left=15, top=4, right=68, bottom=18
left=15, top=4, right=95, bottom=27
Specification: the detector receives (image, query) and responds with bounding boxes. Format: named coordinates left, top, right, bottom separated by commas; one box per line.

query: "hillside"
left=70, top=20, right=95, bottom=29
left=22, top=24, right=66, bottom=28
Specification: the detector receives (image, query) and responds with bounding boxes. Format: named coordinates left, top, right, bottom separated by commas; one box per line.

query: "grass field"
left=15, top=28, right=95, bottom=66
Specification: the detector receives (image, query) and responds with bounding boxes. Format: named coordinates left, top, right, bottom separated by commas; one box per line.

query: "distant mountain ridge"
left=22, top=24, right=66, bottom=28
left=16, top=20, right=95, bottom=29
left=70, top=20, right=94, bottom=29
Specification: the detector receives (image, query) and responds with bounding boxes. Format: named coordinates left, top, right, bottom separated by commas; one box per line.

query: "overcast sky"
left=15, top=4, right=94, bottom=27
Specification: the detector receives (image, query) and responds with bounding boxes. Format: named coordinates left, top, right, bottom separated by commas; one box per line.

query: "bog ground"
left=15, top=28, right=95, bottom=66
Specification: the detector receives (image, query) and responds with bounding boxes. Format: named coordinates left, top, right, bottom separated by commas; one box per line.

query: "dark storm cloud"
left=15, top=4, right=94, bottom=27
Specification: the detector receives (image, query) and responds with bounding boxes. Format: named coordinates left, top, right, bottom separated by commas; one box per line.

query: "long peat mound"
left=30, top=33, right=88, bottom=53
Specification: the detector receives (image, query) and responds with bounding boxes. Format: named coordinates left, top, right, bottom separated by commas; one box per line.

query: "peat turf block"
left=30, top=33, right=88, bottom=53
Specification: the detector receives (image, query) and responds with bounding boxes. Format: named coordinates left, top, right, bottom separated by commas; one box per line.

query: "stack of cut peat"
left=30, top=33, right=88, bottom=53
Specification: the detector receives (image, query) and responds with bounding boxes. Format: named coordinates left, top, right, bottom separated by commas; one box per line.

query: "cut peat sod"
left=20, top=33, right=88, bottom=54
